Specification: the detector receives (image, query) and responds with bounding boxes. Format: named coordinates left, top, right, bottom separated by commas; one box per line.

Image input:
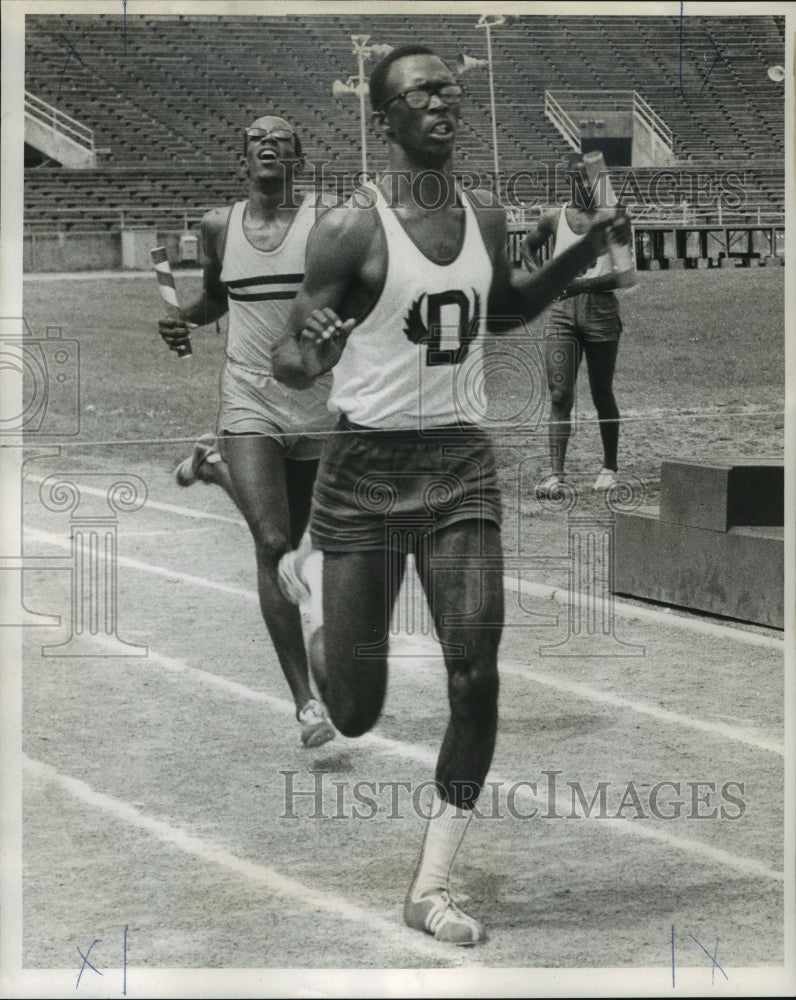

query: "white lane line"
left=25, top=474, right=243, bottom=526
left=24, top=474, right=783, bottom=649
left=392, top=636, right=785, bottom=758
left=26, top=529, right=259, bottom=603
left=504, top=661, right=785, bottom=757
left=26, top=529, right=785, bottom=756
left=593, top=818, right=785, bottom=883
left=502, top=577, right=783, bottom=650
left=21, top=754, right=469, bottom=967
left=75, top=634, right=784, bottom=884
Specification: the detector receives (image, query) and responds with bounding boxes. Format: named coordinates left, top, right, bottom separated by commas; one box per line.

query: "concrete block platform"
left=614, top=511, right=783, bottom=629
left=659, top=459, right=783, bottom=532
left=614, top=459, right=784, bottom=628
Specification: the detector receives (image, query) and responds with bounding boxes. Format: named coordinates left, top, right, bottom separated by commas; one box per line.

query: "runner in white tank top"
left=158, top=115, right=335, bottom=749
left=328, top=180, right=492, bottom=428
left=273, top=46, right=629, bottom=947
left=218, top=191, right=333, bottom=447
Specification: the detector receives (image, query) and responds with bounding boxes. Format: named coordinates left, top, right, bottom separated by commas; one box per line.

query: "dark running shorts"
left=545, top=291, right=622, bottom=344
left=310, top=419, right=502, bottom=552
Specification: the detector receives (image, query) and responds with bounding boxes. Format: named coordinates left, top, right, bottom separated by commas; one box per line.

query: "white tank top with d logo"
left=328, top=183, right=493, bottom=429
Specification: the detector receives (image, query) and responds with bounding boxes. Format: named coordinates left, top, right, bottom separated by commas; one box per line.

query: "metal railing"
left=505, top=203, right=783, bottom=231
left=544, top=89, right=673, bottom=157
left=631, top=91, right=673, bottom=154
left=25, top=91, right=96, bottom=153
left=543, top=92, right=580, bottom=151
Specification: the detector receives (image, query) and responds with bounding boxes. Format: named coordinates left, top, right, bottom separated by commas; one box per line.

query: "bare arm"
left=158, top=208, right=229, bottom=353
left=523, top=206, right=629, bottom=299
left=521, top=209, right=557, bottom=272
left=474, top=198, right=625, bottom=330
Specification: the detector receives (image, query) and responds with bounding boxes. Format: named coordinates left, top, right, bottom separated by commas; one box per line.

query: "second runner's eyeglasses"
left=245, top=127, right=295, bottom=142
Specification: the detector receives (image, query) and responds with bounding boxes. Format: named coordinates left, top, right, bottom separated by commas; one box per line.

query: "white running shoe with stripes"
left=404, top=887, right=486, bottom=946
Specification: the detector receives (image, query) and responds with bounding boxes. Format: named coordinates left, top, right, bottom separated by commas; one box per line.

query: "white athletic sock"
left=409, top=790, right=472, bottom=901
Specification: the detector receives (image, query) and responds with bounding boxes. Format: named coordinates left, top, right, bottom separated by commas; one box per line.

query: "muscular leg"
left=203, top=443, right=315, bottom=550
left=582, top=340, right=620, bottom=471
left=317, top=548, right=406, bottom=737
left=403, top=518, right=502, bottom=945
left=416, top=520, right=502, bottom=809
left=544, top=336, right=582, bottom=476
left=219, top=432, right=317, bottom=712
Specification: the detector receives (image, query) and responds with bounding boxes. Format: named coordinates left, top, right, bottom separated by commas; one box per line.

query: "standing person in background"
left=523, top=151, right=626, bottom=499
left=273, top=46, right=630, bottom=944
left=159, top=115, right=335, bottom=748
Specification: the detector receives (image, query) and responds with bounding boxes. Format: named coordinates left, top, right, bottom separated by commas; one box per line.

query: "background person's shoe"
left=593, top=468, right=618, bottom=492
left=535, top=473, right=565, bottom=500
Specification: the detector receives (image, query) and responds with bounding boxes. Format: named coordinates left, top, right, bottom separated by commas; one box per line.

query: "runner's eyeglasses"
left=245, top=127, right=295, bottom=142
left=378, top=84, right=464, bottom=111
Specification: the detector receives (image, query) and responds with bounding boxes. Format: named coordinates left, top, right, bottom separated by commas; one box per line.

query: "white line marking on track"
left=124, top=528, right=220, bottom=538
left=393, top=637, right=785, bottom=757
left=502, top=577, right=783, bottom=650
left=594, top=818, right=785, bottom=883
left=21, top=754, right=470, bottom=966
left=27, top=529, right=259, bottom=602
left=25, top=474, right=244, bottom=526
left=26, top=529, right=784, bottom=756
left=25, top=484, right=784, bottom=651
left=76, top=634, right=785, bottom=883
left=505, top=660, right=785, bottom=756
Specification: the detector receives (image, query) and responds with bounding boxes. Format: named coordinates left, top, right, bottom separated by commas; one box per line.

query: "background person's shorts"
left=546, top=291, right=622, bottom=344
left=310, top=419, right=503, bottom=552
left=217, top=360, right=334, bottom=461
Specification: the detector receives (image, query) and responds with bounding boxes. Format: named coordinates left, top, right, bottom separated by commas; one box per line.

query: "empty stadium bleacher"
left=23, top=12, right=784, bottom=240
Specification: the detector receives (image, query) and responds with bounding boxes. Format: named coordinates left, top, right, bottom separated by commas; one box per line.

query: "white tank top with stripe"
left=221, top=194, right=318, bottom=373
left=329, top=184, right=494, bottom=429
left=552, top=204, right=613, bottom=281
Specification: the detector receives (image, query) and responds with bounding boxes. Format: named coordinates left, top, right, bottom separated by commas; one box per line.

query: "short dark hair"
left=369, top=44, right=439, bottom=111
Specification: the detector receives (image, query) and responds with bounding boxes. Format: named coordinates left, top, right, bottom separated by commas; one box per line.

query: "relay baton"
left=582, top=151, right=637, bottom=289
left=151, top=246, right=195, bottom=357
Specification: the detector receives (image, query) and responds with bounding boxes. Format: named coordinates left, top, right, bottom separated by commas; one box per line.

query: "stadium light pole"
left=332, top=35, right=393, bottom=176
left=458, top=14, right=506, bottom=190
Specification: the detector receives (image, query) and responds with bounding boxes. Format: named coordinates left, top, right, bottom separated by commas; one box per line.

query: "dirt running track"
left=5, top=444, right=787, bottom=997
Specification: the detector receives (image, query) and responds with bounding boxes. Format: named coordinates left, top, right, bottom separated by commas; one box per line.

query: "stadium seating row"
left=23, top=12, right=784, bottom=233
